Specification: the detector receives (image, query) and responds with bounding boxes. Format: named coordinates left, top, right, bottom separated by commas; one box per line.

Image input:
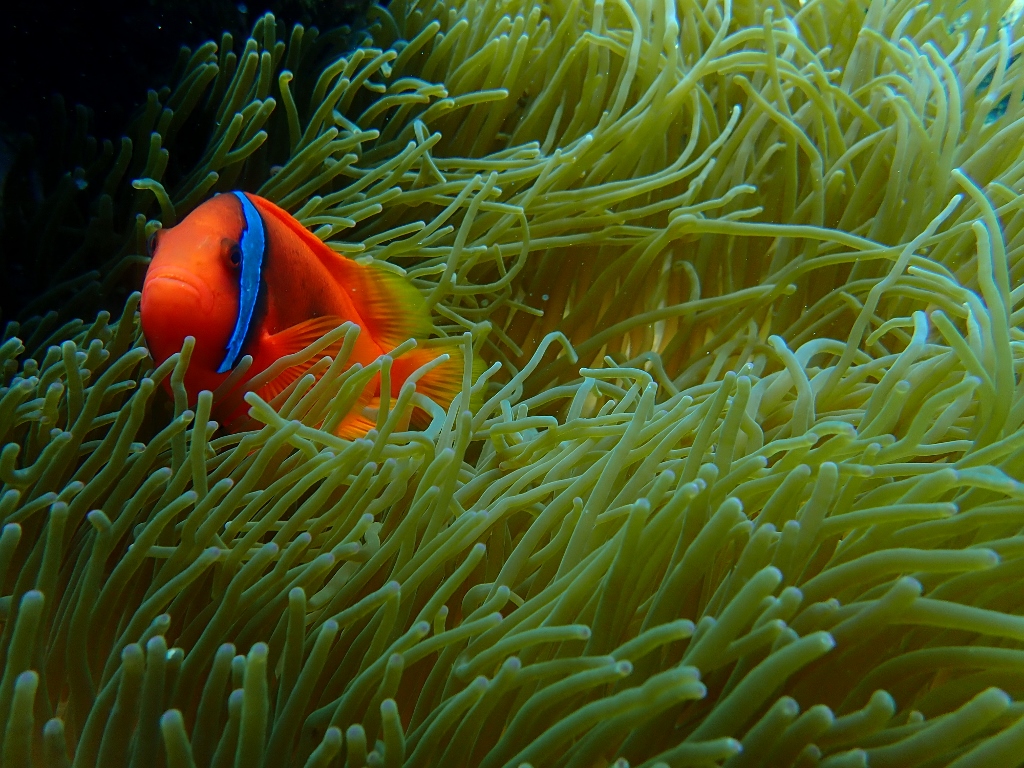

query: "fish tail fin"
left=391, top=344, right=486, bottom=427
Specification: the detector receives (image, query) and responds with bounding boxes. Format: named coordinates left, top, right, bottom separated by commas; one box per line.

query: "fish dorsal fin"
left=340, top=260, right=434, bottom=349
left=255, top=315, right=350, bottom=402
left=248, top=194, right=434, bottom=349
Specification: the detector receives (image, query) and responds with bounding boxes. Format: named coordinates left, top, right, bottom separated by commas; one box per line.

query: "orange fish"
left=140, top=191, right=471, bottom=435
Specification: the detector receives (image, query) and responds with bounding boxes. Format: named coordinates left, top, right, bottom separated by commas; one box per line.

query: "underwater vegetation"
left=2, top=0, right=1024, bottom=765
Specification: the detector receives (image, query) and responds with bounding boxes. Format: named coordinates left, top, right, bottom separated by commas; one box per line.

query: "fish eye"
left=146, top=230, right=160, bottom=258
left=222, top=238, right=242, bottom=268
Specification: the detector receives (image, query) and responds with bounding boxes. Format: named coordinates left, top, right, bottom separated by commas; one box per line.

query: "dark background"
left=1, top=0, right=368, bottom=137
left=0, top=0, right=372, bottom=322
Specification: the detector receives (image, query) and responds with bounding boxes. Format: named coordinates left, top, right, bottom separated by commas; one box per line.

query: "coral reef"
left=2, top=0, right=1024, bottom=765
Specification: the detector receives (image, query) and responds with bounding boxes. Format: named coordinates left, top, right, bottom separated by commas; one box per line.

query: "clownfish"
left=140, top=190, right=473, bottom=436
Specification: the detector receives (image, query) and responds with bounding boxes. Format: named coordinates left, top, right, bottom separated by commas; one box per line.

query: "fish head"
left=140, top=193, right=249, bottom=397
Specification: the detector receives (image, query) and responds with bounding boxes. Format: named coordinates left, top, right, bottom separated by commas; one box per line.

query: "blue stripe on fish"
left=217, top=191, right=266, bottom=373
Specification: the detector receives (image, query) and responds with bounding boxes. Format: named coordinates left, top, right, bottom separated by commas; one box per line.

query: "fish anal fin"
left=391, top=345, right=486, bottom=427
left=331, top=395, right=379, bottom=439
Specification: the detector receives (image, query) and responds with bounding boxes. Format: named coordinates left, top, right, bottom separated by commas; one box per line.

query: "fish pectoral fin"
left=256, top=366, right=304, bottom=404
left=256, top=315, right=351, bottom=402
left=263, top=315, right=352, bottom=356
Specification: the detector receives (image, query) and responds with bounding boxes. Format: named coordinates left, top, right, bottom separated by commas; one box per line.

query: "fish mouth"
left=142, top=268, right=217, bottom=314
left=145, top=270, right=205, bottom=299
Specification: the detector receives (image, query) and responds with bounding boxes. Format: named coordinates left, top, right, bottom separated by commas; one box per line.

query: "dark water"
left=0, top=0, right=370, bottom=323
left=2, top=1, right=371, bottom=136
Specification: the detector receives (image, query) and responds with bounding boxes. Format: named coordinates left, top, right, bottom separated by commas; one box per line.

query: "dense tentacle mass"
left=2, top=0, right=1024, bottom=765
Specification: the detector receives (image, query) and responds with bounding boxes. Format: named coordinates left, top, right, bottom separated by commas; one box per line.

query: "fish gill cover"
left=1, top=0, right=1024, bottom=766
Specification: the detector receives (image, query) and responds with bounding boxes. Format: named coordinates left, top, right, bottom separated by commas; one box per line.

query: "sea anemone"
left=2, top=0, right=1024, bottom=765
